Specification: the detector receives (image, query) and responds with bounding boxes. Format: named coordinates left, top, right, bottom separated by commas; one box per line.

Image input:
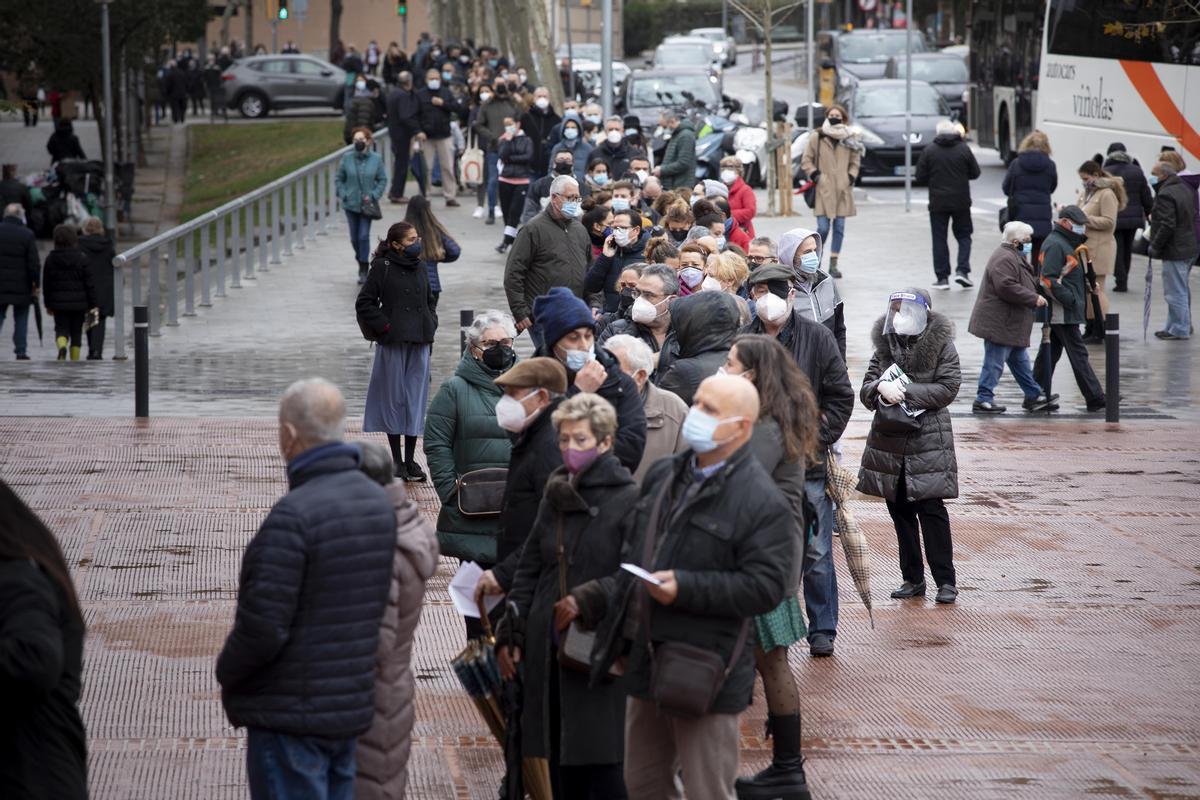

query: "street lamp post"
left=904, top=0, right=912, bottom=212
left=98, top=0, right=117, bottom=240
left=600, top=0, right=613, bottom=117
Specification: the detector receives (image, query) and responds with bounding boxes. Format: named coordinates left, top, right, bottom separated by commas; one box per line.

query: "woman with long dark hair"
left=723, top=334, right=820, bottom=800
left=0, top=480, right=88, bottom=799
left=356, top=221, right=438, bottom=482
left=403, top=194, right=461, bottom=310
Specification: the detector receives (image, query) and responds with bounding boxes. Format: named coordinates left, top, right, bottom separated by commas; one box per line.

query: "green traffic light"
left=279, top=7, right=288, bottom=18
left=398, top=4, right=407, bottom=15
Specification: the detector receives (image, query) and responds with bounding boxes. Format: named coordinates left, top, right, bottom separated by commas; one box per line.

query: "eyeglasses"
left=479, top=338, right=514, bottom=350
left=631, top=289, right=666, bottom=301
left=746, top=255, right=770, bottom=265
left=612, top=225, right=634, bottom=233
left=558, top=194, right=582, bottom=202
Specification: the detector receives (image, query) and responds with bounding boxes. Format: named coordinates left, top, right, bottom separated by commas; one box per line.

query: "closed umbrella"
left=1143, top=257, right=1153, bottom=342
left=825, top=457, right=874, bottom=628
left=33, top=300, right=43, bottom=343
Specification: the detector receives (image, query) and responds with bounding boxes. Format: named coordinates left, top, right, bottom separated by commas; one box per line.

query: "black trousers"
left=886, top=470, right=956, bottom=588
left=1035, top=323, right=1104, bottom=404
left=929, top=207, right=973, bottom=279
left=170, top=97, right=187, bottom=123
left=1113, top=227, right=1135, bottom=289
left=498, top=182, right=528, bottom=234
left=548, top=659, right=628, bottom=800
left=54, top=310, right=86, bottom=348
left=87, top=317, right=107, bottom=358
left=389, top=132, right=414, bottom=199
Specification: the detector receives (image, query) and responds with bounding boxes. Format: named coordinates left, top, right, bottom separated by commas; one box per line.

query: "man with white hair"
left=967, top=222, right=1054, bottom=413
left=503, top=174, right=594, bottom=349
left=217, top=378, right=398, bottom=799
left=0, top=201, right=40, bottom=360
left=605, top=333, right=688, bottom=483
left=916, top=118, right=981, bottom=289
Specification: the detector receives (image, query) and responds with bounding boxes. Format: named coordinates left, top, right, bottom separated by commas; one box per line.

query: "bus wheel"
left=998, top=109, right=1013, bottom=165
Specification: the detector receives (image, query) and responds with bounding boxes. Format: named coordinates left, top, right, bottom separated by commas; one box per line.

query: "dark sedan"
left=844, top=79, right=953, bottom=180
left=884, top=52, right=969, bottom=120
left=621, top=68, right=723, bottom=132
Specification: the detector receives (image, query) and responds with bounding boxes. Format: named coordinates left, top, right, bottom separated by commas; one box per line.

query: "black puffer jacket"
left=857, top=305, right=961, bottom=502
left=573, top=444, right=795, bottom=714
left=915, top=133, right=981, bottom=212
left=416, top=85, right=464, bottom=139
left=41, top=249, right=96, bottom=312
left=216, top=444, right=397, bottom=737
left=1149, top=174, right=1200, bottom=263
left=498, top=133, right=536, bottom=181
left=355, top=250, right=438, bottom=345
left=1103, top=151, right=1154, bottom=231
left=657, top=291, right=740, bottom=405
left=0, top=216, right=40, bottom=305
left=1002, top=150, right=1058, bottom=239
left=78, top=233, right=116, bottom=317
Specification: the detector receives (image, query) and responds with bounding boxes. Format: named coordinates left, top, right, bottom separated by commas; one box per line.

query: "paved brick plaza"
left=3, top=414, right=1198, bottom=799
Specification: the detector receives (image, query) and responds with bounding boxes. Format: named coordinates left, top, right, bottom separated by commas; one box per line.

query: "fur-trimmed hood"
left=1088, top=174, right=1128, bottom=211
left=870, top=311, right=956, bottom=374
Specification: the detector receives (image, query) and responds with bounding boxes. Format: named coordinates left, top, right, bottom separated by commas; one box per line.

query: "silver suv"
left=222, top=54, right=346, bottom=118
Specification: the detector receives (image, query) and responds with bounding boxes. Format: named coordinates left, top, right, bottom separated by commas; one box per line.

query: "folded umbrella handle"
left=477, top=596, right=495, bottom=643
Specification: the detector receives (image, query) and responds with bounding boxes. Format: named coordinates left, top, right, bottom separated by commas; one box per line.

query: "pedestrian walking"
left=656, top=290, right=741, bottom=405
left=858, top=288, right=962, bottom=604
left=46, top=119, right=85, bottom=164
left=164, top=60, right=188, bottom=124
left=1033, top=206, right=1107, bottom=410
left=495, top=117, right=535, bottom=254
left=1002, top=130, right=1057, bottom=263
left=423, top=311, right=516, bottom=587
left=353, top=443, right=439, bottom=800
left=503, top=175, right=592, bottom=348
left=41, top=224, right=97, bottom=362
left=565, top=374, right=796, bottom=800
left=78, top=216, right=115, bottom=360
left=917, top=120, right=981, bottom=289
left=217, top=379, right=397, bottom=800
left=365, top=40, right=381, bottom=76
left=968, top=222, right=1055, bottom=414
left=1076, top=159, right=1127, bottom=342
left=0, top=164, right=33, bottom=216
left=202, top=54, right=228, bottom=121
left=335, top=127, right=388, bottom=284
left=723, top=334, right=820, bottom=799
left=403, top=194, right=460, bottom=310
left=356, top=222, right=438, bottom=482
left=521, top=87, right=562, bottom=181
left=653, top=110, right=697, bottom=191
left=417, top=68, right=465, bottom=206
left=1103, top=143, right=1155, bottom=293
left=721, top=157, right=757, bottom=239
left=493, top=393, right=640, bottom=796
left=471, top=79, right=519, bottom=224
left=779, top=227, right=847, bottom=358
left=586, top=207, right=650, bottom=313
left=0, top=203, right=40, bottom=360
left=604, top=333, right=688, bottom=483
left=799, top=104, right=862, bottom=278
left=1148, top=161, right=1200, bottom=340
left=0, top=480, right=88, bottom=800
left=385, top=71, right=422, bottom=204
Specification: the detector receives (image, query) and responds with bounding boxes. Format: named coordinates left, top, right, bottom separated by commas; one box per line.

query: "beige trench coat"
left=801, top=132, right=861, bottom=219
left=1077, top=176, right=1124, bottom=276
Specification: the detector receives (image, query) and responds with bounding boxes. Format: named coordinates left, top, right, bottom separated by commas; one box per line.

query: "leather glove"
left=877, top=380, right=906, bottom=405
left=493, top=607, right=525, bottom=651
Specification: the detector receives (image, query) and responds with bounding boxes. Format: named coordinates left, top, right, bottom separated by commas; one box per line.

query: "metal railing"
left=110, top=127, right=395, bottom=359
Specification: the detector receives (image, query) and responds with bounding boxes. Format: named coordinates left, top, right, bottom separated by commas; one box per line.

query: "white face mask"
left=755, top=292, right=790, bottom=324
left=495, top=391, right=537, bottom=432
left=426, top=78, right=441, bottom=90
left=635, top=169, right=649, bottom=183
left=613, top=228, right=632, bottom=246
left=892, top=306, right=925, bottom=335
left=535, top=97, right=550, bottom=110
left=563, top=127, right=579, bottom=141
left=700, top=276, right=723, bottom=292
left=631, top=296, right=664, bottom=324
left=479, top=92, right=492, bottom=103
left=720, top=169, right=737, bottom=185
left=606, top=130, right=623, bottom=145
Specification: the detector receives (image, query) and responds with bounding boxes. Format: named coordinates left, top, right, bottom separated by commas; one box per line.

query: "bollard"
left=1105, top=312, right=1119, bottom=423
left=459, top=309, right=474, bottom=355
left=1040, top=322, right=1053, bottom=416
left=134, top=305, right=149, bottom=418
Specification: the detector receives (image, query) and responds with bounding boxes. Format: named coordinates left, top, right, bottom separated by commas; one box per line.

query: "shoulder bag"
left=355, top=157, right=383, bottom=220
left=802, top=134, right=821, bottom=209
left=456, top=467, right=508, bottom=518
left=556, top=512, right=622, bottom=678
left=460, top=130, right=485, bottom=188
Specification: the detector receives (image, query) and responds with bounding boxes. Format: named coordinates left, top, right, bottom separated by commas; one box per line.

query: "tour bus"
left=1036, top=0, right=1199, bottom=207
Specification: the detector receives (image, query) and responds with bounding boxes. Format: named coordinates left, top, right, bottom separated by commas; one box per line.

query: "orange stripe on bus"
left=1121, top=60, right=1200, bottom=161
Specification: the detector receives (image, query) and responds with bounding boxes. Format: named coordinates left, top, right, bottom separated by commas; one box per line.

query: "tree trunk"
left=764, top=0, right=776, bottom=216
left=244, top=0, right=254, bottom=53
left=527, top=0, right=564, bottom=108
left=329, top=0, right=344, bottom=60
left=220, top=0, right=237, bottom=47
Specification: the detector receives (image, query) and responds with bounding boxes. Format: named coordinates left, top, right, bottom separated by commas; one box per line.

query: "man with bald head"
left=564, top=374, right=796, bottom=800
left=217, top=378, right=398, bottom=799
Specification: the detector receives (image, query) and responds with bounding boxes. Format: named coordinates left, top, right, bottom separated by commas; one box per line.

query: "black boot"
left=357, top=261, right=368, bottom=285
left=735, top=713, right=811, bottom=800
left=1081, top=315, right=1105, bottom=344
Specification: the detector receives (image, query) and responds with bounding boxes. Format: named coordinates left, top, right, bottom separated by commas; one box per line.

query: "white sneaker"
left=472, top=206, right=485, bottom=219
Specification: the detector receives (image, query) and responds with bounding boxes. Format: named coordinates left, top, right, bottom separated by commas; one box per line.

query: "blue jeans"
left=344, top=210, right=372, bottom=264
left=246, top=729, right=356, bottom=800
left=976, top=339, right=1042, bottom=403
left=803, top=475, right=838, bottom=640
left=0, top=303, right=31, bottom=357
left=485, top=150, right=500, bottom=212
left=1162, top=258, right=1193, bottom=338
left=815, top=215, right=846, bottom=254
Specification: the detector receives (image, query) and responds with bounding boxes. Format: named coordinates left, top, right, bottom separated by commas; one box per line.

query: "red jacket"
left=728, top=177, right=757, bottom=238
left=726, top=218, right=751, bottom=251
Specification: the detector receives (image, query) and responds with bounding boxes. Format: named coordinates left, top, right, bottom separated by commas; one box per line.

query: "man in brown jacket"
left=967, top=221, right=1054, bottom=414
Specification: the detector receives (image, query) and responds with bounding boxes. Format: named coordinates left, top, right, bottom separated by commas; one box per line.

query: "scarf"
left=821, top=119, right=852, bottom=140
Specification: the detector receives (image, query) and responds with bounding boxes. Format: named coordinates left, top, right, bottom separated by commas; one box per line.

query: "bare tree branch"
left=728, top=0, right=766, bottom=34
left=771, top=2, right=805, bottom=21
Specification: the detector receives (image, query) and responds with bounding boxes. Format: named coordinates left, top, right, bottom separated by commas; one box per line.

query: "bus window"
left=1047, top=0, right=1200, bottom=64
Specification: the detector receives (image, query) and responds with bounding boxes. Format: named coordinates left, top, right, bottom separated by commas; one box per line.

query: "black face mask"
left=554, top=161, right=574, bottom=175
left=827, top=116, right=843, bottom=125
left=495, top=85, right=508, bottom=97
left=353, top=141, right=367, bottom=152
left=481, top=344, right=516, bottom=371
left=618, top=287, right=635, bottom=312
left=589, top=228, right=607, bottom=247
left=669, top=228, right=688, bottom=243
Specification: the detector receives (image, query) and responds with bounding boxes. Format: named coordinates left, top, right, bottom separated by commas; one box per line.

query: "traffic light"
left=278, top=0, right=289, bottom=20
left=397, top=2, right=407, bottom=15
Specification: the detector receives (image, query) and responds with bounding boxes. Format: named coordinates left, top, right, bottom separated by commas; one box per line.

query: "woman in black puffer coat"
left=78, top=216, right=115, bottom=359
left=1102, top=143, right=1155, bottom=292
left=1002, top=131, right=1058, bottom=263
left=858, top=287, right=962, bottom=605
left=495, top=115, right=535, bottom=253
left=41, top=224, right=97, bottom=362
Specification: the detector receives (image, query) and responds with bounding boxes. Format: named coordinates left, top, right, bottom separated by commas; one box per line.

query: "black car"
left=621, top=67, right=723, bottom=132
left=817, top=29, right=929, bottom=98
left=883, top=52, right=969, bottom=120
left=843, top=79, right=952, bottom=180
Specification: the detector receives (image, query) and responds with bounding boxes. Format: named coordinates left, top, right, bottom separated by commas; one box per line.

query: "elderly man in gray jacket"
left=604, top=333, right=688, bottom=483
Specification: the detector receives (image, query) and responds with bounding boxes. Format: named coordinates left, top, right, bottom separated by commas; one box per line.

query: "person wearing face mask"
left=402, top=194, right=460, bottom=309
left=1147, top=161, right=1199, bottom=340
left=549, top=112, right=595, bottom=185
left=1075, top=158, right=1127, bottom=342
left=609, top=179, right=653, bottom=228
left=585, top=159, right=612, bottom=194
left=356, top=222, right=438, bottom=482
left=742, top=263, right=852, bottom=656
left=522, top=151, right=592, bottom=225
left=604, top=333, right=688, bottom=484
left=598, top=263, right=680, bottom=377
left=385, top=72, right=423, bottom=204
left=417, top=67, right=465, bottom=207
left=493, top=393, right=639, bottom=797
left=381, top=43, right=411, bottom=87
left=779, top=227, right=847, bottom=359
left=916, top=120, right=981, bottom=290
left=1032, top=206, right=1107, bottom=411
left=653, top=109, right=697, bottom=190
left=586, top=208, right=650, bottom=313
left=968, top=222, right=1055, bottom=414
left=662, top=202, right=696, bottom=245
left=471, top=80, right=519, bottom=224
left=859, top=287, right=962, bottom=606
left=563, top=374, right=795, bottom=800
left=656, top=290, right=741, bottom=406
left=335, top=127, right=389, bottom=283
left=719, top=157, right=757, bottom=238
left=520, top=87, right=561, bottom=181
left=1102, top=143, right=1155, bottom=294
left=800, top=104, right=862, bottom=278
left=495, top=117, right=535, bottom=254
left=589, top=116, right=639, bottom=182
left=638, top=172, right=663, bottom=211
left=675, top=241, right=709, bottom=298
left=701, top=251, right=751, bottom=323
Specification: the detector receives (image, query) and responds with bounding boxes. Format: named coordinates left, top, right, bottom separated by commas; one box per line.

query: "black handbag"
left=802, top=133, right=821, bottom=210
left=456, top=468, right=508, bottom=518
left=872, top=401, right=922, bottom=435
left=355, top=158, right=383, bottom=220
left=556, top=515, right=621, bottom=678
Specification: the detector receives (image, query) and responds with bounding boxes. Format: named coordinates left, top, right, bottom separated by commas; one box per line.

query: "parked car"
left=941, top=43, right=969, bottom=62
left=654, top=37, right=723, bottom=84
left=222, top=54, right=346, bottom=118
left=883, top=52, right=969, bottom=120
left=688, top=27, right=738, bottom=67
left=842, top=78, right=951, bottom=180
left=621, top=67, right=724, bottom=132
left=816, top=29, right=929, bottom=98
left=556, top=43, right=603, bottom=63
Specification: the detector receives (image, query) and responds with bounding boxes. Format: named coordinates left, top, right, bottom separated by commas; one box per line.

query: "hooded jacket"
left=46, top=120, right=86, bottom=163
left=778, top=227, right=846, bottom=358
left=1038, top=225, right=1089, bottom=326
left=1148, top=174, right=1200, bottom=263
left=656, top=291, right=740, bottom=405
left=857, top=293, right=961, bottom=503
left=727, top=176, right=757, bottom=237
left=585, top=228, right=650, bottom=312
left=1002, top=150, right=1058, bottom=240
left=549, top=113, right=594, bottom=185
left=41, top=248, right=96, bottom=313
left=1076, top=175, right=1127, bottom=276
left=915, top=132, right=980, bottom=212
left=658, top=119, right=697, bottom=190
left=1103, top=151, right=1155, bottom=231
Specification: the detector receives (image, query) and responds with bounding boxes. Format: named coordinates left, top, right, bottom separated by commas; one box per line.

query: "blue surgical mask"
left=562, top=348, right=594, bottom=372
left=716, top=236, right=726, bottom=250
left=1021, top=242, right=1033, bottom=259
left=403, top=241, right=422, bottom=259
left=563, top=127, right=579, bottom=141
left=560, top=200, right=581, bottom=218
left=1149, top=174, right=1159, bottom=186
left=593, top=173, right=609, bottom=186
left=611, top=197, right=630, bottom=211
left=799, top=251, right=821, bottom=273
left=442, top=71, right=454, bottom=82
left=1071, top=223, right=1086, bottom=235
left=681, top=407, right=742, bottom=454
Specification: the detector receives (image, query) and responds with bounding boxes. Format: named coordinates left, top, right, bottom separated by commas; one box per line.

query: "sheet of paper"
left=621, top=563, right=663, bottom=586
left=448, top=561, right=503, bottom=618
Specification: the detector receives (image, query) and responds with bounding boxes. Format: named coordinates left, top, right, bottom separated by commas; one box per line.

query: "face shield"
left=882, top=291, right=929, bottom=336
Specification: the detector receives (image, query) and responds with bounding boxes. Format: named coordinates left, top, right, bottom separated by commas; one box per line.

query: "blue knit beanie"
left=533, top=287, right=593, bottom=350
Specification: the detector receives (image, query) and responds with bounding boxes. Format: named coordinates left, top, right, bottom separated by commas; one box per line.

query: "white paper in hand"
left=448, top=561, right=503, bottom=618
left=621, top=563, right=663, bottom=586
